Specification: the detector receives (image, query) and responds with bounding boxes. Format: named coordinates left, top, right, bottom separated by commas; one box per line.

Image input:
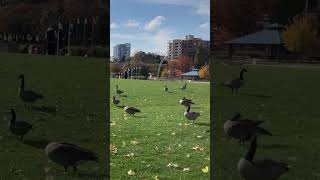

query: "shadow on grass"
left=75, top=172, right=108, bottom=179
left=32, top=105, right=57, bottom=114
left=260, top=144, right=298, bottom=149
left=166, top=91, right=175, bottom=94
left=132, top=115, right=147, bottom=118
left=23, top=139, right=50, bottom=149
left=240, top=93, right=272, bottom=98
left=195, top=122, right=210, bottom=127
left=116, top=105, right=126, bottom=108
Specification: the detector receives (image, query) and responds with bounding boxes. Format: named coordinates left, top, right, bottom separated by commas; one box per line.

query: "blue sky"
left=110, top=0, right=210, bottom=56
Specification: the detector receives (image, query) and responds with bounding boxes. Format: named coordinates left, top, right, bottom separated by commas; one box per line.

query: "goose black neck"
left=10, top=109, right=16, bottom=123
left=240, top=70, right=245, bottom=80
left=113, top=96, right=115, bottom=100
left=245, top=136, right=257, bottom=162
left=231, top=113, right=241, bottom=121
left=20, top=76, right=25, bottom=90
left=187, top=105, right=190, bottom=112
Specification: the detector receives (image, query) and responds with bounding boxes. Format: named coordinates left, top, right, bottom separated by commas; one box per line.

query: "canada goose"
left=115, top=85, right=124, bottom=95
left=223, top=113, right=271, bottom=144
left=238, top=136, right=289, bottom=180
left=164, top=85, right=168, bottom=92
left=221, top=68, right=247, bottom=94
left=184, top=105, right=200, bottom=123
left=124, top=106, right=141, bottom=116
left=45, top=142, right=98, bottom=172
left=180, top=83, right=187, bottom=90
left=179, top=97, right=194, bottom=106
left=8, top=109, right=32, bottom=141
left=18, top=74, right=43, bottom=107
left=112, top=96, right=120, bottom=105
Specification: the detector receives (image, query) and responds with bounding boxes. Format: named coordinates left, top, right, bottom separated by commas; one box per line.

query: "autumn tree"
left=198, top=65, right=210, bottom=80
left=283, top=14, right=319, bottom=58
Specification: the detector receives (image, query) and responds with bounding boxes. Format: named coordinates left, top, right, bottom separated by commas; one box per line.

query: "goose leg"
left=73, top=165, right=78, bottom=172
left=64, top=166, right=68, bottom=173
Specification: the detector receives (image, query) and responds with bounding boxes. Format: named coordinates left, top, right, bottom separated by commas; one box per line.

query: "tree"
left=194, top=44, right=209, bottom=68
left=283, top=14, right=319, bottom=58
left=198, top=65, right=210, bottom=80
left=176, top=56, right=194, bottom=73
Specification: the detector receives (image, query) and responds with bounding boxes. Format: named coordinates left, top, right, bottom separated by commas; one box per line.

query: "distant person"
left=124, top=70, right=128, bottom=79
left=46, top=26, right=57, bottom=55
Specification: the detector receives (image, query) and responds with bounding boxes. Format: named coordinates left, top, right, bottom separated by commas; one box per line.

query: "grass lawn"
left=110, top=79, right=210, bottom=179
left=0, top=53, right=107, bottom=179
left=213, top=63, right=320, bottom=179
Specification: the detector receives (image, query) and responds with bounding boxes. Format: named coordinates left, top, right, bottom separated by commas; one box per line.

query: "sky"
left=110, top=0, right=210, bottom=56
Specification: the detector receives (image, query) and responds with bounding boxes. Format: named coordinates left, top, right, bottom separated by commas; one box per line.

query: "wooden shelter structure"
left=225, top=23, right=286, bottom=60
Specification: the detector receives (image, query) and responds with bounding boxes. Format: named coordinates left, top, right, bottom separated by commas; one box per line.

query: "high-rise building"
left=167, top=35, right=209, bottom=60
left=113, top=43, right=131, bottom=61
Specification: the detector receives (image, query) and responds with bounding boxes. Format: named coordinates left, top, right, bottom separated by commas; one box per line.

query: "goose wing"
left=253, top=159, right=289, bottom=178
left=21, top=90, right=43, bottom=100
left=58, top=143, right=98, bottom=161
left=127, top=107, right=140, bottom=112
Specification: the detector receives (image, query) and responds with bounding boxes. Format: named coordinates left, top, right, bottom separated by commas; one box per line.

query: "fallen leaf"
left=110, top=144, right=118, bottom=154
left=186, top=154, right=191, bottom=158
left=128, top=169, right=136, bottom=176
left=183, top=167, right=190, bottom=172
left=196, top=136, right=203, bottom=139
left=192, top=145, right=205, bottom=151
left=131, top=140, right=139, bottom=145
left=202, top=166, right=209, bottom=173
left=124, top=153, right=134, bottom=157
left=171, top=132, right=176, bottom=135
left=154, top=175, right=160, bottom=180
left=167, top=162, right=179, bottom=168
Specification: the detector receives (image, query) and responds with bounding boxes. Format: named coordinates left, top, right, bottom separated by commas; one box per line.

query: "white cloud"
left=110, top=22, right=119, bottom=29
left=111, top=29, right=175, bottom=55
left=133, top=0, right=209, bottom=17
left=145, top=16, right=166, bottom=31
left=123, top=19, right=140, bottom=27
left=199, top=22, right=209, bottom=29
left=150, top=29, right=174, bottom=55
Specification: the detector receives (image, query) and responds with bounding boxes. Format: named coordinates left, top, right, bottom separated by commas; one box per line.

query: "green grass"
left=213, top=64, right=320, bottom=180
left=0, top=53, right=107, bottom=179
left=110, top=79, right=210, bottom=179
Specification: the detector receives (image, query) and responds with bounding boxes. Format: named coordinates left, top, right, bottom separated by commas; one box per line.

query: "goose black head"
left=231, top=113, right=241, bottom=121
left=241, top=68, right=248, bottom=72
left=18, top=74, right=24, bottom=79
left=245, top=136, right=257, bottom=162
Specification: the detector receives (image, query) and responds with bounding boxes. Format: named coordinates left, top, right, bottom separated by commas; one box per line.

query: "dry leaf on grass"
left=192, top=144, right=204, bottom=151
left=124, top=153, right=134, bottom=157
left=131, top=140, right=139, bottom=145
left=167, top=162, right=179, bottom=168
left=183, top=167, right=190, bottom=172
left=110, top=144, right=118, bottom=154
left=201, top=166, right=209, bottom=173
left=154, top=175, right=160, bottom=180
left=128, top=169, right=136, bottom=176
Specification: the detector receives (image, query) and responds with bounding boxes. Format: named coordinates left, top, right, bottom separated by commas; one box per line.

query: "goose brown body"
left=8, top=109, right=32, bottom=141
left=45, top=142, right=98, bottom=172
left=238, top=137, right=289, bottom=180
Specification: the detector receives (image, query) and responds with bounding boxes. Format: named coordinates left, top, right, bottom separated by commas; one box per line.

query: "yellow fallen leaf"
left=128, top=169, right=136, bottom=176
left=124, top=153, right=134, bottom=157
left=167, top=162, right=179, bottom=168
left=154, top=175, right=160, bottom=180
left=192, top=144, right=204, bottom=151
left=131, top=140, right=139, bottom=145
left=202, top=166, right=209, bottom=173
left=183, top=167, right=190, bottom=172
